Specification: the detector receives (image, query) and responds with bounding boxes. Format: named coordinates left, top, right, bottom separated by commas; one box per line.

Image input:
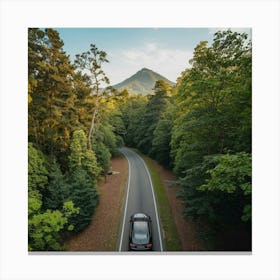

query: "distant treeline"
left=28, top=28, right=251, bottom=251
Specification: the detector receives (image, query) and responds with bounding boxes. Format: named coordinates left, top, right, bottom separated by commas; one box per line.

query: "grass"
left=136, top=151, right=182, bottom=251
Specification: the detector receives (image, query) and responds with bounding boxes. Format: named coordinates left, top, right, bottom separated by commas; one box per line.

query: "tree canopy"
left=120, top=30, right=252, bottom=250
left=28, top=28, right=122, bottom=250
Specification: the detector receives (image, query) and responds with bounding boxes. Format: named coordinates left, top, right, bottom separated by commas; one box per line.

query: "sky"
left=55, top=28, right=251, bottom=84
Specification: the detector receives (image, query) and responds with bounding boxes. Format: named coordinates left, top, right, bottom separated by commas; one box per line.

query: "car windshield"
left=132, top=221, right=149, bottom=244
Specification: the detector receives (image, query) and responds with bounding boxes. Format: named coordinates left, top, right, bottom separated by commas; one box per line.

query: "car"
left=129, top=213, right=153, bottom=251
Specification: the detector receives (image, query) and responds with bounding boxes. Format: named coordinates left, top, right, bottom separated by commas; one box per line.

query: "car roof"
left=133, top=213, right=148, bottom=219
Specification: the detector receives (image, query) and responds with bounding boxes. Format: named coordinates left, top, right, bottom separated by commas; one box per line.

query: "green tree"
left=137, top=80, right=171, bottom=155
left=67, top=130, right=100, bottom=232
left=28, top=29, right=125, bottom=249
left=42, top=160, right=70, bottom=211
left=28, top=28, right=77, bottom=160
left=74, top=44, right=110, bottom=149
left=178, top=156, right=221, bottom=223
left=29, top=201, right=79, bottom=251
left=93, top=141, right=111, bottom=172
left=151, top=103, right=174, bottom=167
left=178, top=154, right=250, bottom=225
left=68, top=129, right=100, bottom=179
left=171, top=30, right=252, bottom=176
left=166, top=30, right=252, bottom=250
left=28, top=143, right=48, bottom=192
left=28, top=143, right=79, bottom=251
left=108, top=107, right=126, bottom=147
left=67, top=168, right=99, bottom=232
left=200, top=152, right=252, bottom=222
left=121, top=95, right=147, bottom=147
left=72, top=71, right=96, bottom=133
left=94, top=123, right=118, bottom=156
left=28, top=143, right=48, bottom=218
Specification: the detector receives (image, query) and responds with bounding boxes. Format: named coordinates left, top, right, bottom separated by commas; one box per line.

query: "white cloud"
left=104, top=43, right=193, bottom=84
left=146, top=42, right=158, bottom=52
left=103, top=29, right=252, bottom=85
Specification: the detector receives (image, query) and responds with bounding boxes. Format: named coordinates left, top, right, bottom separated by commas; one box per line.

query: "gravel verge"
left=65, top=155, right=128, bottom=251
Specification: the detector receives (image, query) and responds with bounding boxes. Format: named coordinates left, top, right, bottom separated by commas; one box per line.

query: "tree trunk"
left=88, top=106, right=98, bottom=150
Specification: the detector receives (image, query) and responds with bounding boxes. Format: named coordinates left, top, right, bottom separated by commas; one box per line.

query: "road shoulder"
left=65, top=155, right=128, bottom=251
left=140, top=155, right=203, bottom=251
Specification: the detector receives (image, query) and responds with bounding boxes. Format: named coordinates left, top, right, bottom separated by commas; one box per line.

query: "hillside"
left=112, top=68, right=175, bottom=95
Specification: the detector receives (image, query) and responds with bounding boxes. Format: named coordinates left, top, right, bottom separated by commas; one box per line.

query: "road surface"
left=118, top=147, right=164, bottom=252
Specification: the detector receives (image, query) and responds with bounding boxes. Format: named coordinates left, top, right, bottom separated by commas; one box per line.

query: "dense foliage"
left=121, top=30, right=252, bottom=250
left=28, top=28, right=123, bottom=250
left=28, top=143, right=80, bottom=250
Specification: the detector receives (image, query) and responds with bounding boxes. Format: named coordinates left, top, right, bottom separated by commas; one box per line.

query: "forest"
left=28, top=28, right=251, bottom=251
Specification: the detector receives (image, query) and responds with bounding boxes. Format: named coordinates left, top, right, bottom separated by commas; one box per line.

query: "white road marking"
left=133, top=152, right=164, bottom=252
left=118, top=149, right=131, bottom=251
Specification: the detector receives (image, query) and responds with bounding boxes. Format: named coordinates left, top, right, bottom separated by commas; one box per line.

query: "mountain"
left=112, top=68, right=175, bottom=95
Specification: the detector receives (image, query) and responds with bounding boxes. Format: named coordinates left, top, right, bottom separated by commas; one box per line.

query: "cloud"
left=146, top=42, right=158, bottom=52
left=105, top=43, right=193, bottom=84
left=103, top=29, right=252, bottom=85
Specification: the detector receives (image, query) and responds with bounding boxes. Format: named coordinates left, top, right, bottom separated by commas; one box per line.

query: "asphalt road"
left=117, top=147, right=164, bottom=252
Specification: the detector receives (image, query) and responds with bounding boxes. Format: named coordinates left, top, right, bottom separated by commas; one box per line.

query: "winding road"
left=118, top=147, right=164, bottom=252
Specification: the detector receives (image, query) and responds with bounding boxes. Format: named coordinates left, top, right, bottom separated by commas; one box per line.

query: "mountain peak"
left=140, top=67, right=150, bottom=71
left=113, top=68, right=175, bottom=95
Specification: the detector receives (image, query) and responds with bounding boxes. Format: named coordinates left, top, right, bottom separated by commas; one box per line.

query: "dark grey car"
left=129, top=213, right=153, bottom=251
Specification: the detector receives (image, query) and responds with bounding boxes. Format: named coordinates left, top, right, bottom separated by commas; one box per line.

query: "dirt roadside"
left=148, top=158, right=203, bottom=251
left=65, top=155, right=128, bottom=251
